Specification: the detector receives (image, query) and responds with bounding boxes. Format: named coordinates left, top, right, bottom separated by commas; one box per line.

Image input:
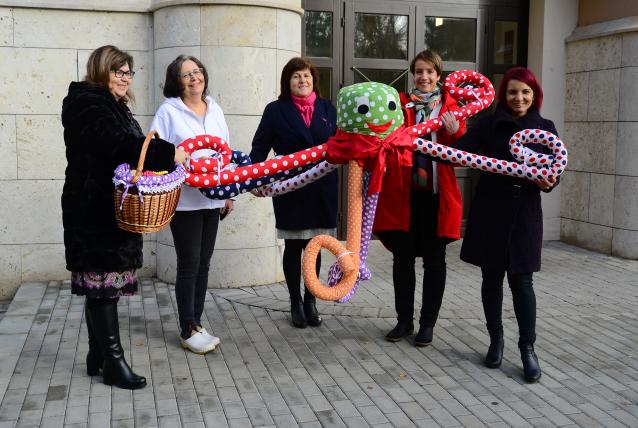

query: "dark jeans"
left=379, top=192, right=447, bottom=327
left=481, top=269, right=536, bottom=346
left=170, top=209, right=220, bottom=337
left=282, top=239, right=321, bottom=302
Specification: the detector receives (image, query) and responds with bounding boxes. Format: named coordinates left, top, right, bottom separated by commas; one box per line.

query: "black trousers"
left=282, top=239, right=321, bottom=302
left=379, top=192, right=448, bottom=327
left=481, top=268, right=536, bottom=346
left=170, top=209, right=220, bottom=337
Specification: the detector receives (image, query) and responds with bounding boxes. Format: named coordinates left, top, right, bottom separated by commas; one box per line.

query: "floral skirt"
left=71, top=269, right=138, bottom=299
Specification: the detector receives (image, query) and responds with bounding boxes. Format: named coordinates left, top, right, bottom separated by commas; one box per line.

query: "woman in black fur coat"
left=61, top=45, right=187, bottom=389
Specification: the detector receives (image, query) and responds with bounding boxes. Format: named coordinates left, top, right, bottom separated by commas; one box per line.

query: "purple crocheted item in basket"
left=113, top=162, right=186, bottom=208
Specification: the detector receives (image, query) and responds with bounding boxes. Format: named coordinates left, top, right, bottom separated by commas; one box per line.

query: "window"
left=355, top=13, right=408, bottom=60
left=494, top=21, right=518, bottom=64
left=305, top=11, right=333, bottom=58
left=424, top=16, right=476, bottom=62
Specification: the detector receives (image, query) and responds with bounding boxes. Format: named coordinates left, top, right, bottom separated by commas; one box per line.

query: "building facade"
left=0, top=0, right=635, bottom=297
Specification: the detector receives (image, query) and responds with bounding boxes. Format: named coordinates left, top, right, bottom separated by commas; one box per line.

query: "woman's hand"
left=533, top=176, right=556, bottom=191
left=221, top=199, right=234, bottom=216
left=174, top=149, right=189, bottom=164
left=440, top=111, right=460, bottom=135
left=250, top=188, right=265, bottom=197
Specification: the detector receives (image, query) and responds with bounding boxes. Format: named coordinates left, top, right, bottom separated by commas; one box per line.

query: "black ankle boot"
left=520, top=343, right=541, bottom=383
left=87, top=299, right=147, bottom=390
left=414, top=326, right=433, bottom=347
left=303, top=291, right=322, bottom=327
left=485, top=330, right=504, bottom=368
left=85, top=302, right=102, bottom=376
left=385, top=321, right=414, bottom=342
left=291, top=300, right=307, bottom=328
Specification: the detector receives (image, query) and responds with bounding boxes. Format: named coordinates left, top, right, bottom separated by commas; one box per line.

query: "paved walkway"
left=0, top=241, right=637, bottom=428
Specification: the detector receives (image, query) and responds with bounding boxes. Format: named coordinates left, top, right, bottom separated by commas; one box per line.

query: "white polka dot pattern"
left=413, top=129, right=568, bottom=180
left=408, top=70, right=495, bottom=138
left=302, top=161, right=362, bottom=302
left=255, top=161, right=339, bottom=197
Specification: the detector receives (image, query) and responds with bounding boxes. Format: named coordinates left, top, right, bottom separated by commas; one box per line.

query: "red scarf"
left=325, top=127, right=414, bottom=195
left=291, top=92, right=316, bottom=127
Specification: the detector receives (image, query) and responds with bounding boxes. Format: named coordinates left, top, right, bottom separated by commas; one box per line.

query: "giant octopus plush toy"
left=173, top=71, right=568, bottom=303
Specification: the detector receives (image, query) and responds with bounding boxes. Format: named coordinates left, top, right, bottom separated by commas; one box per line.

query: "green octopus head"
left=336, top=82, right=404, bottom=139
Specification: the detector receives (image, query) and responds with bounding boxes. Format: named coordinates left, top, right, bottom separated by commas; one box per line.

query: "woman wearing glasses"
left=151, top=55, right=234, bottom=354
left=62, top=45, right=187, bottom=389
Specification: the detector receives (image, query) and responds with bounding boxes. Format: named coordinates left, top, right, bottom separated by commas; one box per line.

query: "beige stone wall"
left=526, top=0, right=578, bottom=240
left=562, top=26, right=638, bottom=259
left=0, top=6, right=157, bottom=297
left=0, top=1, right=301, bottom=296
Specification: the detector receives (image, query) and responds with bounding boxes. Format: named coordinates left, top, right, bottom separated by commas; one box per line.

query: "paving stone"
left=0, top=242, right=636, bottom=427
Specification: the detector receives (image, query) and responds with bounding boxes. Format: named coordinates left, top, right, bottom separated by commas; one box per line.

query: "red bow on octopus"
left=325, top=127, right=414, bottom=195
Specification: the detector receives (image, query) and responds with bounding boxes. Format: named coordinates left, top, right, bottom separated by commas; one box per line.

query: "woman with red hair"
left=454, top=67, right=558, bottom=383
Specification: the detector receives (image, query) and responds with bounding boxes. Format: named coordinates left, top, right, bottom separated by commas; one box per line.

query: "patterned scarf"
left=291, top=92, right=317, bottom=128
left=409, top=88, right=441, bottom=191
left=409, top=88, right=441, bottom=124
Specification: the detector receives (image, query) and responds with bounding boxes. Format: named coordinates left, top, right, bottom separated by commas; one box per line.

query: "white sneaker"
left=195, top=325, right=221, bottom=347
left=180, top=330, right=216, bottom=354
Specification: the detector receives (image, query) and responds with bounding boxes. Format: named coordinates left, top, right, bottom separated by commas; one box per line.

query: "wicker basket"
left=114, top=131, right=182, bottom=233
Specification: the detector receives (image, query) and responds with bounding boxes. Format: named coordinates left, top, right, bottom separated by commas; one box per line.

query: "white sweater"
left=150, top=96, right=230, bottom=211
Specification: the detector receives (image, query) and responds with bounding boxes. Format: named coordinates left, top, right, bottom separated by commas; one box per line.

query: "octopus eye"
left=355, top=95, right=371, bottom=115
left=388, top=101, right=397, bottom=111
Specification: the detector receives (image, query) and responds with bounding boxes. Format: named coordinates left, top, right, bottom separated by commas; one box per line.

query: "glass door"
left=487, top=5, right=528, bottom=95
left=302, top=0, right=342, bottom=100
left=343, top=1, right=415, bottom=93
left=415, top=5, right=485, bottom=232
left=415, top=6, right=484, bottom=77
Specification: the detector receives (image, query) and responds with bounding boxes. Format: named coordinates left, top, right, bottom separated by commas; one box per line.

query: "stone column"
left=562, top=18, right=638, bottom=259
left=152, top=1, right=303, bottom=286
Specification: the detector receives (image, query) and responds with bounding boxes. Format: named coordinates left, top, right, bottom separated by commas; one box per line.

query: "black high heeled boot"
left=485, top=329, right=504, bottom=368
left=303, top=289, right=322, bottom=327
left=87, top=298, right=147, bottom=389
left=520, top=343, right=541, bottom=383
left=290, top=299, right=307, bottom=328
left=85, top=302, right=102, bottom=376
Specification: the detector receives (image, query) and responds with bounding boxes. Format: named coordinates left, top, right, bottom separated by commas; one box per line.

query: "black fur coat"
left=61, top=82, right=175, bottom=272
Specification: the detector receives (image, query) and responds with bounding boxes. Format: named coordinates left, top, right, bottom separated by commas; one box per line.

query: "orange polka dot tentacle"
left=302, top=161, right=363, bottom=301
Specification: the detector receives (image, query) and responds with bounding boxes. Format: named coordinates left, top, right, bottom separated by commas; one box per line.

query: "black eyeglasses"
left=181, top=68, right=204, bottom=79
left=112, top=69, right=136, bottom=79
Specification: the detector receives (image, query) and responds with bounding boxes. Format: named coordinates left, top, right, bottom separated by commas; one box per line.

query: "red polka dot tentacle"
left=413, top=128, right=568, bottom=180
left=177, top=135, right=330, bottom=188
left=186, top=144, right=328, bottom=189
left=177, top=135, right=232, bottom=187
left=407, top=70, right=496, bottom=138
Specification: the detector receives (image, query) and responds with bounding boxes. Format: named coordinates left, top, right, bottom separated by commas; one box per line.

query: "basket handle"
left=131, top=131, right=160, bottom=184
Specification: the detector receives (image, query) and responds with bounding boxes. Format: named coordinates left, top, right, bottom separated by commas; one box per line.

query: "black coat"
left=61, top=82, right=175, bottom=272
left=454, top=106, right=559, bottom=274
left=249, top=97, right=338, bottom=230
